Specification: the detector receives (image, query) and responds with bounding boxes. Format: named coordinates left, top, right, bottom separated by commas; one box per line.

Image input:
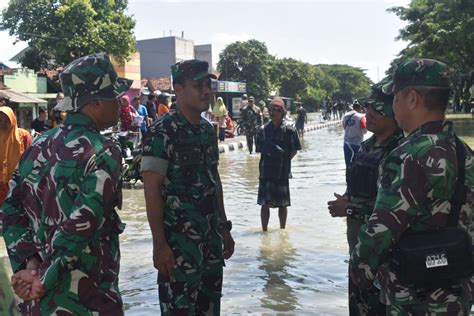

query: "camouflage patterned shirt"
left=141, top=110, right=221, bottom=239
left=350, top=120, right=474, bottom=305
left=1, top=112, right=125, bottom=315
left=240, top=106, right=262, bottom=136
left=346, top=131, right=403, bottom=222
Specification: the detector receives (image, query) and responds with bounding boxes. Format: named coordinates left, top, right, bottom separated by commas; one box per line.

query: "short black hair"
left=39, top=107, right=46, bottom=114
left=148, top=94, right=155, bottom=101
left=412, top=87, right=450, bottom=112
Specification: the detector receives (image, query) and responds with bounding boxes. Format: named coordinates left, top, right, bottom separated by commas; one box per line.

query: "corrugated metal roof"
left=0, top=89, right=47, bottom=104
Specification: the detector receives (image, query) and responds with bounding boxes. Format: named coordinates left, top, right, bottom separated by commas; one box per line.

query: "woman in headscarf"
left=213, top=97, right=228, bottom=142
left=119, top=95, right=139, bottom=132
left=0, top=105, right=31, bottom=204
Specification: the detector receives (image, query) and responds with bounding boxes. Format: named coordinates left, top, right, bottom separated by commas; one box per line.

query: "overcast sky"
left=0, top=0, right=411, bottom=82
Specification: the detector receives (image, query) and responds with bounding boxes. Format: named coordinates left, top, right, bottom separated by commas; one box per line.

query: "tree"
left=1, top=0, right=136, bottom=70
left=389, top=0, right=474, bottom=106
left=318, top=64, right=372, bottom=102
left=217, top=40, right=273, bottom=102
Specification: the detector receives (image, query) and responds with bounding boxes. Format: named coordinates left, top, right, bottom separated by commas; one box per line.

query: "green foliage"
left=318, top=64, right=372, bottom=102
left=388, top=0, right=474, bottom=105
left=218, top=39, right=372, bottom=112
left=1, top=0, right=136, bottom=70
left=217, top=40, right=273, bottom=102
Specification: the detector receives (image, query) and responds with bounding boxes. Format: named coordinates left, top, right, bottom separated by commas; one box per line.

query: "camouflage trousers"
left=158, top=231, right=224, bottom=315
left=387, top=300, right=471, bottom=315
left=347, top=216, right=364, bottom=255
left=349, top=269, right=386, bottom=316
left=245, top=132, right=258, bottom=153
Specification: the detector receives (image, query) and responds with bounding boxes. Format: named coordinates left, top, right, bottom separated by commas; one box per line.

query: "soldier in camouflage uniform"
left=240, top=96, right=262, bottom=154
left=350, top=59, right=474, bottom=315
left=1, top=53, right=131, bottom=315
left=141, top=59, right=235, bottom=315
left=328, top=79, right=403, bottom=315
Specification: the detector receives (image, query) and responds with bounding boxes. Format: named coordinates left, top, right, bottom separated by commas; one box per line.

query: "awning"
left=0, top=89, right=47, bottom=104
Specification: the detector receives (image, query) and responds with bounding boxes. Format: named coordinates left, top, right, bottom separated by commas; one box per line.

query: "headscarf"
left=213, top=97, right=227, bottom=118
left=0, top=106, right=22, bottom=184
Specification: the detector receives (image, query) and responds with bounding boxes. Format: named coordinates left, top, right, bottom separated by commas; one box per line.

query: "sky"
left=0, top=0, right=411, bottom=83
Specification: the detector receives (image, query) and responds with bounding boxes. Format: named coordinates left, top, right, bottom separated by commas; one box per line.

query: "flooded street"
left=112, top=117, right=474, bottom=315
left=1, top=118, right=472, bottom=315
left=118, top=122, right=352, bottom=315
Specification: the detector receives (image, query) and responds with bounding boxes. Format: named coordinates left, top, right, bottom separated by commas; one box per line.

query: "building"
left=0, top=68, right=53, bottom=128
left=136, top=36, right=213, bottom=79
left=112, top=52, right=142, bottom=100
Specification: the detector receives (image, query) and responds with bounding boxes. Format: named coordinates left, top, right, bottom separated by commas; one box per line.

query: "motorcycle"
left=102, top=129, right=142, bottom=185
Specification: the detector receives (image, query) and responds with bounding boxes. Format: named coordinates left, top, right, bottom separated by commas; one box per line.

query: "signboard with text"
left=211, top=80, right=246, bottom=93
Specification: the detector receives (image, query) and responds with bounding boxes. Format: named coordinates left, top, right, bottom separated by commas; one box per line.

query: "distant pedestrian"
left=0, top=105, right=31, bottom=205
left=119, top=94, right=139, bottom=132
left=146, top=94, right=158, bottom=121
left=256, top=98, right=301, bottom=231
left=30, top=107, right=49, bottom=134
left=240, top=96, right=262, bottom=154
left=213, top=97, right=228, bottom=142
left=132, top=95, right=149, bottom=134
left=342, top=100, right=366, bottom=167
left=170, top=95, right=177, bottom=111
left=295, top=103, right=307, bottom=138
left=239, top=94, right=248, bottom=112
left=157, top=93, right=171, bottom=118
left=259, top=100, right=269, bottom=124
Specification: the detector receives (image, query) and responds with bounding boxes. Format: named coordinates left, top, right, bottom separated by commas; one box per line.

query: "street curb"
left=218, top=140, right=246, bottom=153
left=218, top=120, right=340, bottom=154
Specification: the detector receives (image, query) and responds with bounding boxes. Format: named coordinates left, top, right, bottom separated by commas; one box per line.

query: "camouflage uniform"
left=0, top=53, right=131, bottom=315
left=350, top=59, right=474, bottom=315
left=240, top=101, right=262, bottom=153
left=346, top=80, right=403, bottom=316
left=141, top=60, right=224, bottom=315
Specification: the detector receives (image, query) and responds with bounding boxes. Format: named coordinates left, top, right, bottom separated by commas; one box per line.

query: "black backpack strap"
left=447, top=136, right=467, bottom=226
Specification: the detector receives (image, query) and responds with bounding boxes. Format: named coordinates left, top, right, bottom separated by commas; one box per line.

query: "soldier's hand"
left=153, top=243, right=176, bottom=278
left=327, top=193, right=349, bottom=217
left=223, top=230, right=235, bottom=259
left=11, top=270, right=45, bottom=301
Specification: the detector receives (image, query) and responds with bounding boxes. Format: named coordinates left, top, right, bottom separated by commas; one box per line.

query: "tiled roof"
left=143, top=77, right=172, bottom=91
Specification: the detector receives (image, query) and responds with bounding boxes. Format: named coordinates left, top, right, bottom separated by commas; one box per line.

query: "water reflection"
left=258, top=231, right=298, bottom=312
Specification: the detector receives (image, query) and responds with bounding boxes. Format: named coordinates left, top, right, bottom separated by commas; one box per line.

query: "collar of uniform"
left=379, top=129, right=404, bottom=148
left=64, top=112, right=99, bottom=131
left=409, top=120, right=452, bottom=138
left=176, top=109, right=207, bottom=128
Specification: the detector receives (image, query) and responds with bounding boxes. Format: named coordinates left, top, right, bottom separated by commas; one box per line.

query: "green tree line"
left=388, top=0, right=474, bottom=110
left=217, top=39, right=372, bottom=111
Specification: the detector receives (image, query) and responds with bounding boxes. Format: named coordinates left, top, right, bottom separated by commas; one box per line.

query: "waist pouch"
left=391, top=227, right=473, bottom=288
left=262, top=138, right=286, bottom=157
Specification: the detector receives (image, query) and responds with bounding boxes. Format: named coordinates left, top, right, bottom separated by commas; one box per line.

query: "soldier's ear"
left=406, top=90, right=419, bottom=110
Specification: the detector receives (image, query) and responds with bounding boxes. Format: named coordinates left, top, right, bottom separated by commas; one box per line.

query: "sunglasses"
left=269, top=107, right=283, bottom=112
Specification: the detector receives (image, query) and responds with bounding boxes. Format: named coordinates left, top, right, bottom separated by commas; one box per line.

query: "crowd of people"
left=0, top=54, right=472, bottom=316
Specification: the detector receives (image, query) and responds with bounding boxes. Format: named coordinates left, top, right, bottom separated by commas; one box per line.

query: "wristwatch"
left=221, top=220, right=232, bottom=231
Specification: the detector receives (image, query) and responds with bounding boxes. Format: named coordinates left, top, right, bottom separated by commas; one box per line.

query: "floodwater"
left=1, top=117, right=473, bottom=315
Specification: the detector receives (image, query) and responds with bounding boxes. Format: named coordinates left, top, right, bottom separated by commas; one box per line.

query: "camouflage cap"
left=382, top=58, right=450, bottom=94
left=56, top=53, right=132, bottom=112
left=171, top=59, right=217, bottom=84
left=360, top=78, right=395, bottom=117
